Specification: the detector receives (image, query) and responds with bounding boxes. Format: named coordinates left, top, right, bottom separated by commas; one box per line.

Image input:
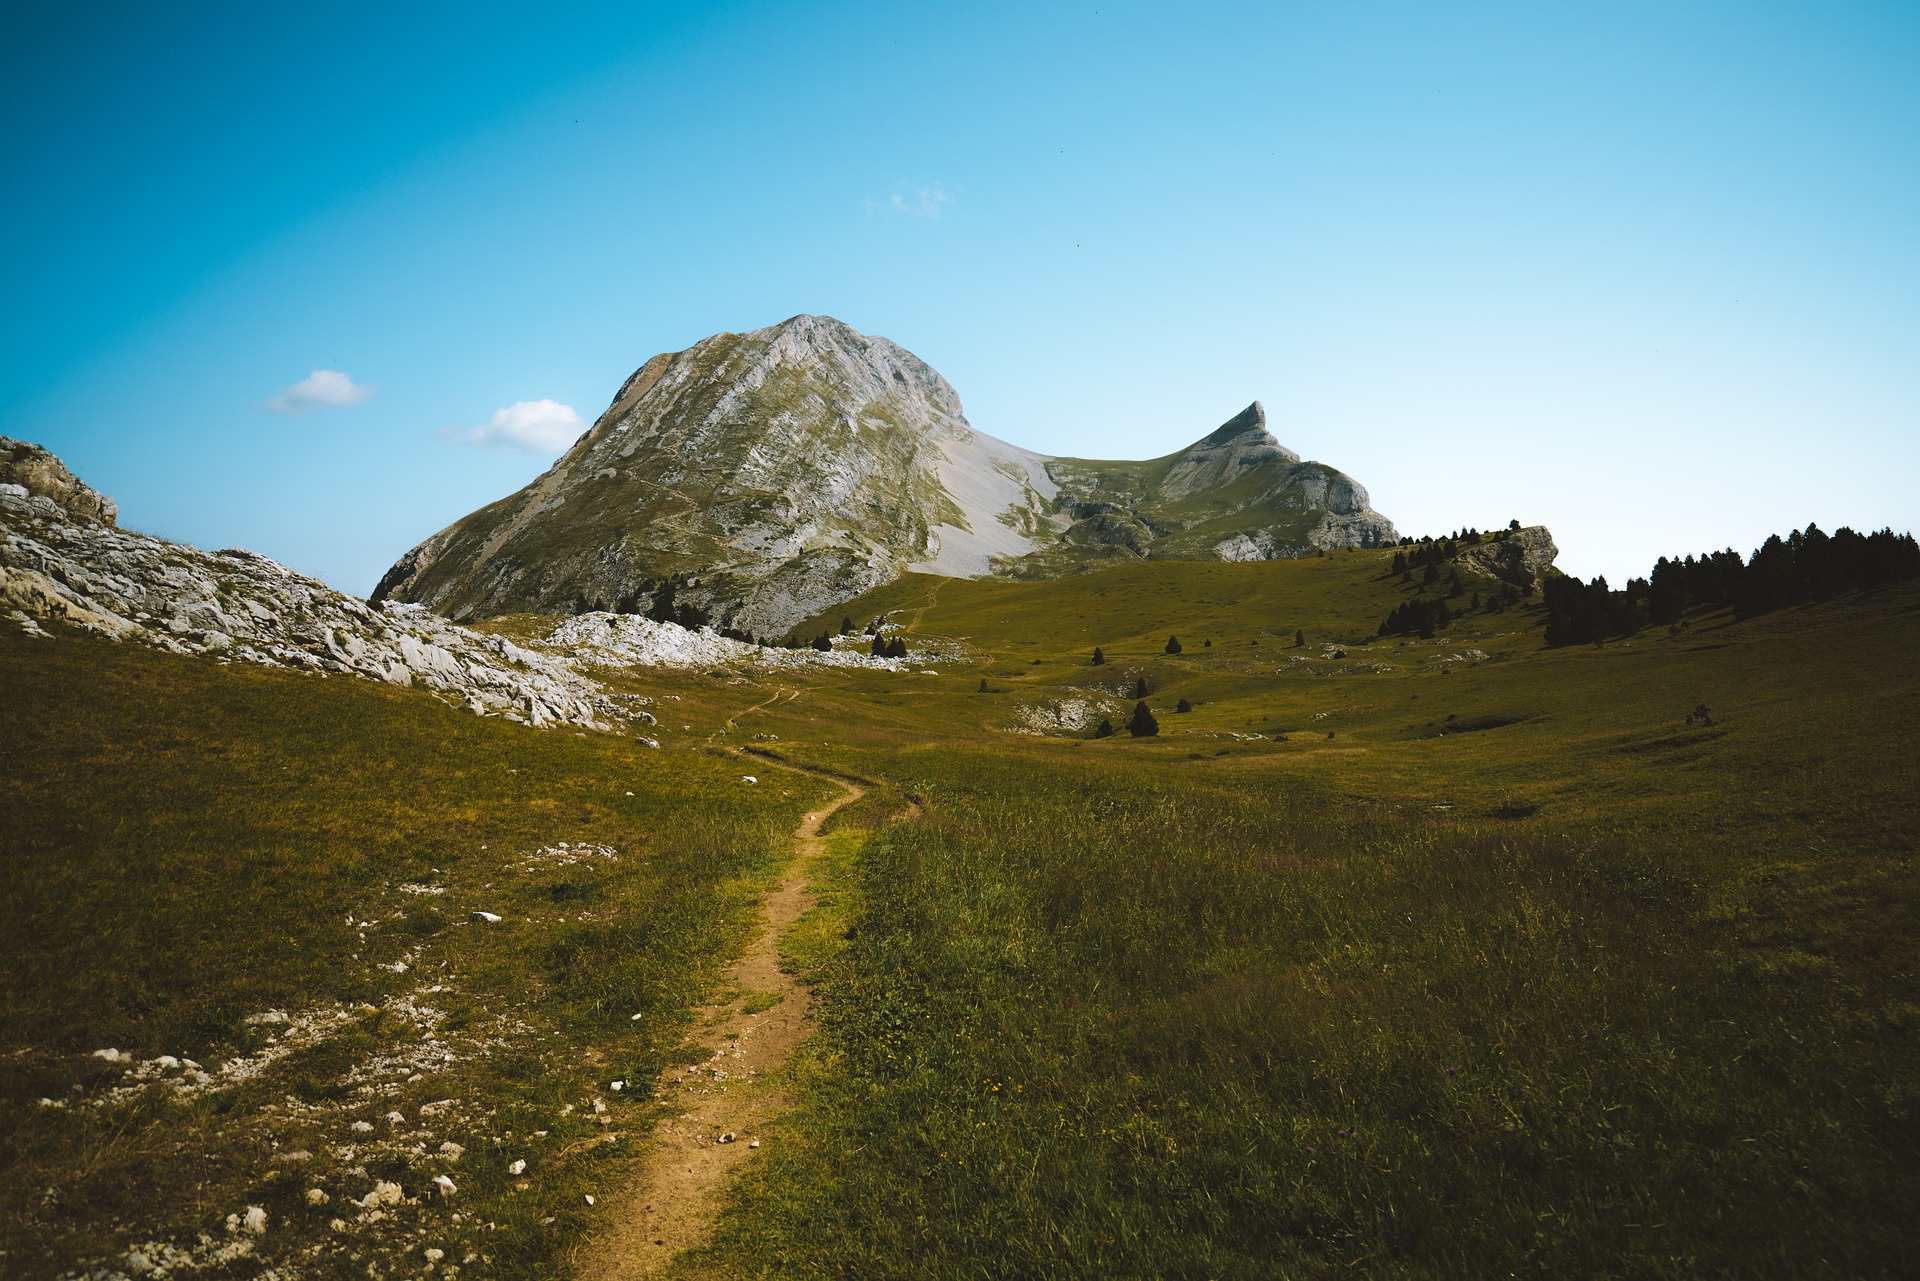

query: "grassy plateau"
left=3, top=539, right=1917, bottom=1278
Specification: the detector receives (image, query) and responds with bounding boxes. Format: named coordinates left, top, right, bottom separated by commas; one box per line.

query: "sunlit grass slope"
left=0, top=627, right=833, bottom=1279
left=683, top=551, right=1920, bottom=1278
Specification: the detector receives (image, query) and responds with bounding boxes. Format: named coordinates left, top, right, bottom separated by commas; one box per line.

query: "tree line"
left=1544, top=523, right=1920, bottom=646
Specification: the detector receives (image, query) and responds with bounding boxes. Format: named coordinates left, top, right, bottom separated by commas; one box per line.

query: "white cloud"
left=867, top=183, right=951, bottom=219
left=265, top=369, right=375, bottom=414
left=438, top=399, right=583, bottom=453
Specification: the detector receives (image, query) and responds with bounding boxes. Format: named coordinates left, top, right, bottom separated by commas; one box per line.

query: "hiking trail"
left=576, top=713, right=862, bottom=1278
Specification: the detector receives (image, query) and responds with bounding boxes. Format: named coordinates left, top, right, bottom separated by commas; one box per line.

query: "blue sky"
left=4, top=0, right=1916, bottom=592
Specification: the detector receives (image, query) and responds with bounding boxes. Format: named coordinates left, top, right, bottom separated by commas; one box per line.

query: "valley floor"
left=4, top=548, right=1917, bottom=1278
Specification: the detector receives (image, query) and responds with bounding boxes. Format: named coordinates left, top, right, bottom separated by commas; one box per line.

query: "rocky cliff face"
left=376, top=316, right=1397, bottom=632
left=1456, top=525, right=1559, bottom=587
left=1, top=436, right=118, bottom=526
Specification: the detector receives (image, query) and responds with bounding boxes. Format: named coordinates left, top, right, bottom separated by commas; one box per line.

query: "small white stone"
left=242, top=1205, right=268, bottom=1235
left=584, top=1194, right=595, bottom=1206
left=740, top=775, right=757, bottom=784
left=508, top=1159, right=526, bottom=1175
left=424, top=1246, right=445, bottom=1263
left=351, top=1120, right=374, bottom=1133
left=306, top=1188, right=329, bottom=1206
left=434, top=1174, right=457, bottom=1196
left=610, top=1080, right=623, bottom=1092
left=470, top=911, right=503, bottom=924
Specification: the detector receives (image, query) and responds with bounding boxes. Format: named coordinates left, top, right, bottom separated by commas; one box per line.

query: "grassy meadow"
left=3, top=539, right=1916, bottom=1277
left=670, top=552, right=1920, bottom=1278
left=0, top=627, right=834, bottom=1278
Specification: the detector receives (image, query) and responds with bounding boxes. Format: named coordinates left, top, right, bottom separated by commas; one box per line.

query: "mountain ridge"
left=374, top=315, right=1400, bottom=633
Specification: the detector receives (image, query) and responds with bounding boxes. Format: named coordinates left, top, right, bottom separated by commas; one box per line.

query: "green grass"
left=0, top=627, right=833, bottom=1279
left=7, top=540, right=1919, bottom=1278
left=676, top=551, right=1920, bottom=1278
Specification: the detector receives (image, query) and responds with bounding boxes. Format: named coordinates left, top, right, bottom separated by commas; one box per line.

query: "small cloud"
left=438, top=399, right=582, bottom=453
left=265, top=369, right=374, bottom=414
left=867, top=182, right=951, bottom=219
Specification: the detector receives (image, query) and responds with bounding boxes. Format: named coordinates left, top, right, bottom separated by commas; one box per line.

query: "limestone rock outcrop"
left=1456, top=526, right=1559, bottom=587
left=0, top=472, right=609, bottom=729
left=1, top=436, right=118, bottom=526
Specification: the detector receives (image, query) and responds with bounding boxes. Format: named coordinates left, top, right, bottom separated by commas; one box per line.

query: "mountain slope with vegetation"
left=373, top=317, right=1396, bottom=635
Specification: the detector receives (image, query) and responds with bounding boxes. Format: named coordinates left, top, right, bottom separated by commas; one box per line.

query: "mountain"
left=374, top=315, right=1398, bottom=634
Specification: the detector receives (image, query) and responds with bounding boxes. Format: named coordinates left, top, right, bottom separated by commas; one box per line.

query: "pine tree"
left=870, top=635, right=885, bottom=657
left=1165, top=635, right=1182, bottom=654
left=1128, top=701, right=1159, bottom=737
left=1133, top=676, right=1148, bottom=699
left=1093, top=719, right=1114, bottom=739
left=977, top=677, right=988, bottom=693
left=840, top=616, right=853, bottom=634
left=1091, top=647, right=1105, bottom=666
left=1175, top=697, right=1193, bottom=713
left=1294, top=629, right=1304, bottom=647
left=811, top=633, right=833, bottom=652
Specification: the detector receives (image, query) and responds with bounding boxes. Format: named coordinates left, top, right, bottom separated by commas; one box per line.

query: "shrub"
left=1165, top=636, right=1182, bottom=655
left=1128, top=701, right=1159, bottom=737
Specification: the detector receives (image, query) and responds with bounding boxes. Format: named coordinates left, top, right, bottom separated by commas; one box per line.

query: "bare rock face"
left=0, top=465, right=609, bottom=729
left=0, top=436, right=117, bottom=526
left=375, top=316, right=1398, bottom=632
left=1456, top=526, right=1559, bottom=587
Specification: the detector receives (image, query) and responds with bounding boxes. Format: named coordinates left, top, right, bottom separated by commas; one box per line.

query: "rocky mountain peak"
left=376, top=318, right=1400, bottom=631
left=1157, top=402, right=1301, bottom=502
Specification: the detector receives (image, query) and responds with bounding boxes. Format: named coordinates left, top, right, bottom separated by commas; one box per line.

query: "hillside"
left=373, top=317, right=1396, bottom=635
left=3, top=440, right=1916, bottom=1278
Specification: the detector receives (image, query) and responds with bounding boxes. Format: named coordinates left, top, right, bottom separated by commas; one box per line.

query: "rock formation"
left=1456, top=526, right=1559, bottom=588
left=375, top=316, right=1396, bottom=633
left=0, top=469, right=609, bottom=729
left=1, top=436, right=118, bottom=526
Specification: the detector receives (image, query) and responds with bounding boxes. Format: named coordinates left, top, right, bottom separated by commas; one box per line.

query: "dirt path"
left=905, top=577, right=945, bottom=633
left=575, top=747, right=861, bottom=1279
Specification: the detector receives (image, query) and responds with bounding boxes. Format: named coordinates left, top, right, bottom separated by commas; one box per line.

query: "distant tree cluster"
left=870, top=634, right=909, bottom=658
left=1388, top=538, right=1462, bottom=577
left=1546, top=524, right=1920, bottom=647
left=1378, top=598, right=1453, bottom=639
